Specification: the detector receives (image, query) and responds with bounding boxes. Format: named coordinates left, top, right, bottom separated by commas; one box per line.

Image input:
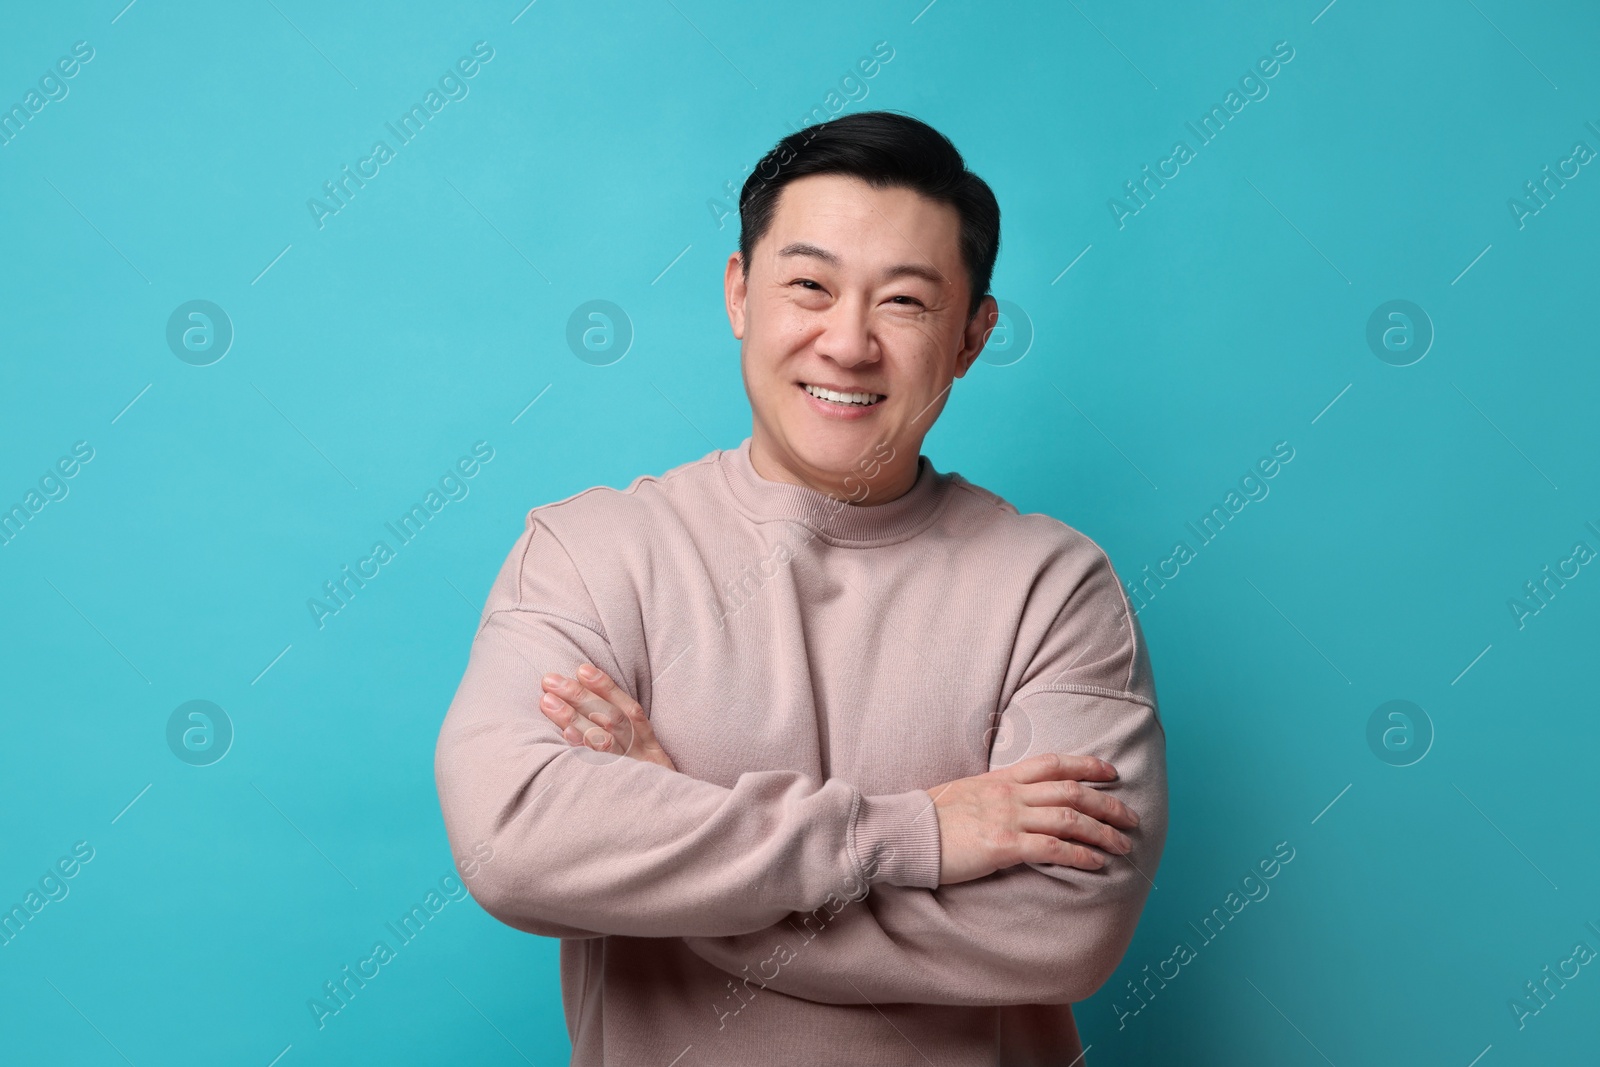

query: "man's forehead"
left=761, top=174, right=961, bottom=275
left=769, top=173, right=957, bottom=231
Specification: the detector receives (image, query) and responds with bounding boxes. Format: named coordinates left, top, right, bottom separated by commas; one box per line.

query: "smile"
left=800, top=383, right=885, bottom=407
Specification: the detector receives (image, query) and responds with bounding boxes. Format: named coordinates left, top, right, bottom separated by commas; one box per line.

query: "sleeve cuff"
left=850, top=789, right=943, bottom=889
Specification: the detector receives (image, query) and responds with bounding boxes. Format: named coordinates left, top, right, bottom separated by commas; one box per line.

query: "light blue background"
left=3, top=1, right=1597, bottom=1064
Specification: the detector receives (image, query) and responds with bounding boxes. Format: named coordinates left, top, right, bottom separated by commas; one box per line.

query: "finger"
left=541, top=686, right=622, bottom=754
left=996, top=752, right=1117, bottom=786
left=568, top=688, right=642, bottom=756
left=577, top=665, right=643, bottom=722
left=1016, top=778, right=1141, bottom=830
left=539, top=692, right=606, bottom=745
left=578, top=671, right=675, bottom=770
left=544, top=673, right=625, bottom=733
left=1018, top=802, right=1133, bottom=855
left=578, top=664, right=665, bottom=753
left=1014, top=833, right=1109, bottom=871
left=538, top=690, right=582, bottom=730
left=582, top=725, right=616, bottom=753
left=541, top=674, right=595, bottom=724
left=579, top=666, right=664, bottom=750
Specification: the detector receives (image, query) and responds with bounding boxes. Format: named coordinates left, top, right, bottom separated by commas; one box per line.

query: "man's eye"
left=791, top=279, right=824, bottom=291
left=889, top=295, right=923, bottom=306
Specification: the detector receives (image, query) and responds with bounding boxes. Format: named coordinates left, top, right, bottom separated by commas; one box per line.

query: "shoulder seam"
left=517, top=518, right=609, bottom=641
left=476, top=606, right=610, bottom=647
left=530, top=449, right=724, bottom=518
left=1059, top=525, right=1140, bottom=694
left=1016, top=683, right=1156, bottom=711
left=948, top=474, right=1018, bottom=513
left=944, top=488, right=1143, bottom=697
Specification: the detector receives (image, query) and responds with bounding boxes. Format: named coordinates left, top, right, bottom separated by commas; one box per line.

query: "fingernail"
left=578, top=664, right=599, bottom=680
left=540, top=693, right=561, bottom=710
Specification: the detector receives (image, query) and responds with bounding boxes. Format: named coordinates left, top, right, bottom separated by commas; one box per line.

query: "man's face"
left=725, top=173, right=996, bottom=500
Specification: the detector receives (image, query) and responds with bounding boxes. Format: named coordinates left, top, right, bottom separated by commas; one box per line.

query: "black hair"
left=737, top=110, right=1000, bottom=320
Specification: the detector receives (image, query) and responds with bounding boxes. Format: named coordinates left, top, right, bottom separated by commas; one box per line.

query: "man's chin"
left=786, top=428, right=881, bottom=471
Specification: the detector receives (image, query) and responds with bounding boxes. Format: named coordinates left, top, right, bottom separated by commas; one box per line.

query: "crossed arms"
left=433, top=517, right=1168, bottom=1005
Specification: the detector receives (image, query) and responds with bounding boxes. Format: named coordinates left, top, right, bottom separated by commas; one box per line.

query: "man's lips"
left=796, top=382, right=886, bottom=420
left=797, top=382, right=886, bottom=403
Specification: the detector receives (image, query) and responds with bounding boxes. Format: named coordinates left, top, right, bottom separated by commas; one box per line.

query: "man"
left=434, top=110, right=1167, bottom=1065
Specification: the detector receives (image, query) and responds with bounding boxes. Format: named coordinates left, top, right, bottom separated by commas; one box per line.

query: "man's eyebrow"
left=881, top=261, right=945, bottom=286
left=775, top=242, right=946, bottom=286
left=776, top=241, right=840, bottom=266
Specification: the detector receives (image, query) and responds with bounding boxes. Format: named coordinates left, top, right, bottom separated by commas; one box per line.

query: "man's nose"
left=814, top=299, right=877, bottom=369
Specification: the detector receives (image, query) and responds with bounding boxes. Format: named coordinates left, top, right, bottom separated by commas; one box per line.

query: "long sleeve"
left=681, top=541, right=1169, bottom=1006
left=433, top=515, right=944, bottom=942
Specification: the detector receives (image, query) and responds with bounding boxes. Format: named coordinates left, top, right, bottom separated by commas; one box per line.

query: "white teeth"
left=804, top=384, right=883, bottom=406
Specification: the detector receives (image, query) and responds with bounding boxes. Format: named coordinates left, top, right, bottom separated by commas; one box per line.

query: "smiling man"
left=434, top=111, right=1168, bottom=1065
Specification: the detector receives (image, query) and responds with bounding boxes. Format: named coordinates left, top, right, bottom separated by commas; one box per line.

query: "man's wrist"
left=850, top=788, right=942, bottom=889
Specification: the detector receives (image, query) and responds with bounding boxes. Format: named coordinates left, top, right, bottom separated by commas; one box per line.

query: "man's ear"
left=724, top=252, right=747, bottom=340
left=954, top=294, right=999, bottom=379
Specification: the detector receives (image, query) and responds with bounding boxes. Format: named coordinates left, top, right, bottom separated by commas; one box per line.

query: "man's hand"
left=927, top=752, right=1140, bottom=885
left=539, top=665, right=677, bottom=771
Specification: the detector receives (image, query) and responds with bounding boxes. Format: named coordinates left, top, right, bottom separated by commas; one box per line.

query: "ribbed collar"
left=717, top=436, right=953, bottom=546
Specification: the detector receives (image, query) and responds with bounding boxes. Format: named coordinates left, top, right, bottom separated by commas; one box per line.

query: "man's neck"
left=747, top=431, right=917, bottom=506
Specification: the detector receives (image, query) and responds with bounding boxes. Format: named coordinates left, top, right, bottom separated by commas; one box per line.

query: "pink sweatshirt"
left=434, top=438, right=1168, bottom=1065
